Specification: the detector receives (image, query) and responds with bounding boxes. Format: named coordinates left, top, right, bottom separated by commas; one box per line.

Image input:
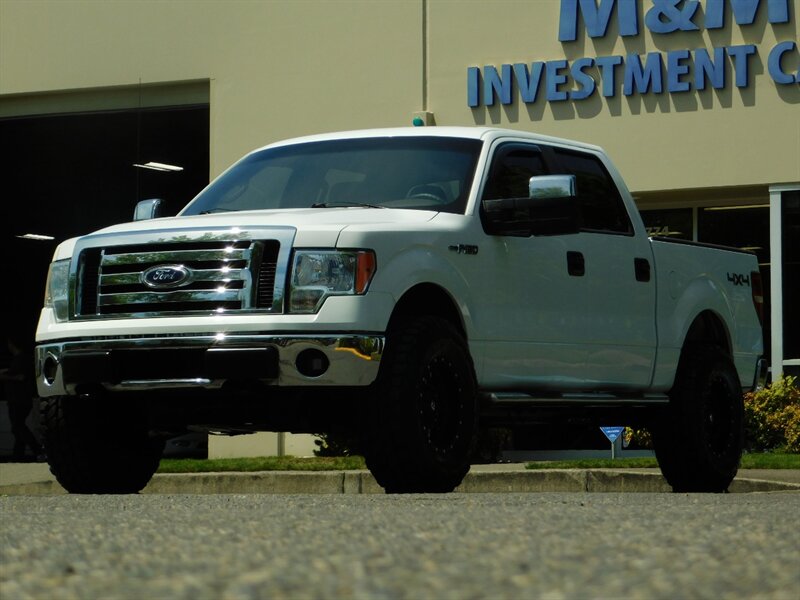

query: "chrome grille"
left=75, top=239, right=281, bottom=317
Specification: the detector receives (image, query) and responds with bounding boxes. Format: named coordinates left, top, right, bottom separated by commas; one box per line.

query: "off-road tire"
left=40, top=395, right=164, bottom=494
left=365, top=316, right=477, bottom=493
left=652, top=345, right=744, bottom=493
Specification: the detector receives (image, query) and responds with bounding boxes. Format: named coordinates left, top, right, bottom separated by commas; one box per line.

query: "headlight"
left=289, top=250, right=376, bottom=313
left=44, top=259, right=71, bottom=322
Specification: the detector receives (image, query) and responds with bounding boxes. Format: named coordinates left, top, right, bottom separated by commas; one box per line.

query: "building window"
left=781, top=191, right=800, bottom=367
left=698, top=206, right=770, bottom=260
left=640, top=208, right=693, bottom=240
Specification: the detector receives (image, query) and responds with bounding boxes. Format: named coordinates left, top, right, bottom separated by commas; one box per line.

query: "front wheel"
left=365, top=316, right=477, bottom=493
left=652, top=346, right=744, bottom=493
left=40, top=394, right=164, bottom=494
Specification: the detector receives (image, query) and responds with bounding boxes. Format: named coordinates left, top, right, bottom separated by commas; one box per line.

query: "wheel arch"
left=386, top=283, right=466, bottom=340
left=655, top=309, right=737, bottom=394
left=680, top=310, right=732, bottom=358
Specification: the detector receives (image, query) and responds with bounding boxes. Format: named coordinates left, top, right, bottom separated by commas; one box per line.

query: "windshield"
left=181, top=136, right=482, bottom=216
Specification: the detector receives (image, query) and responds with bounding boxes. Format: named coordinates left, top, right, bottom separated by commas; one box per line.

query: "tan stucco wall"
left=0, top=0, right=423, bottom=176
left=2, top=1, right=798, bottom=193
left=2, top=0, right=798, bottom=192
left=208, top=432, right=317, bottom=459
left=429, top=0, right=800, bottom=192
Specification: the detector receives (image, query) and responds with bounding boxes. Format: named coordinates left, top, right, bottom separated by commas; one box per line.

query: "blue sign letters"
left=469, top=0, right=798, bottom=108
left=705, top=0, right=790, bottom=28
left=645, top=0, right=701, bottom=34
left=558, top=0, right=639, bottom=41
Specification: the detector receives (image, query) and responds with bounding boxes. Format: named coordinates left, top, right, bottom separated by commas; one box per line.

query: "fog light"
left=43, top=355, right=59, bottom=385
left=295, top=349, right=329, bottom=378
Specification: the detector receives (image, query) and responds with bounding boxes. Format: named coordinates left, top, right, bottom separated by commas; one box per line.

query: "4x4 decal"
left=727, top=272, right=751, bottom=287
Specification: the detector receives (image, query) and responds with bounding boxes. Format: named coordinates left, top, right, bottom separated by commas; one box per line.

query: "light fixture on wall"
left=704, top=204, right=769, bottom=211
left=133, top=161, right=184, bottom=172
left=16, top=233, right=55, bottom=241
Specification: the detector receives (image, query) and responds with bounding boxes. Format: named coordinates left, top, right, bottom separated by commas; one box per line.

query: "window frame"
left=479, top=142, right=551, bottom=202
left=549, top=147, right=634, bottom=237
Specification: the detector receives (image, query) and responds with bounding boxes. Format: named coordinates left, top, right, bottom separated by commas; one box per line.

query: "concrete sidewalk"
left=1, top=461, right=799, bottom=495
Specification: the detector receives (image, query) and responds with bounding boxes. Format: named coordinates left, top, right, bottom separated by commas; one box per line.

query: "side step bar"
left=486, top=392, right=670, bottom=407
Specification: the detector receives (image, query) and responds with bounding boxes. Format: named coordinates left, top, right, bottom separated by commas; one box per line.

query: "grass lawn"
left=158, top=455, right=366, bottom=473
left=525, top=452, right=800, bottom=470
left=157, top=452, right=799, bottom=473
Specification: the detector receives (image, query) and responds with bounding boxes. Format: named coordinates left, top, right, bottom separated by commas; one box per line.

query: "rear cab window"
left=551, top=148, right=633, bottom=235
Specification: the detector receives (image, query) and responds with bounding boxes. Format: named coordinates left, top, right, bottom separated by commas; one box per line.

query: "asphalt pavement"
left=1, top=461, right=799, bottom=495
left=2, top=493, right=799, bottom=599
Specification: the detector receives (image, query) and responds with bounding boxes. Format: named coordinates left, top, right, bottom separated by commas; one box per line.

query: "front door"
left=469, top=141, right=590, bottom=390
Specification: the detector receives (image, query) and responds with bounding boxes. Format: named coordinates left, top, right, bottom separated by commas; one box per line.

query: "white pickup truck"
left=35, top=127, right=765, bottom=493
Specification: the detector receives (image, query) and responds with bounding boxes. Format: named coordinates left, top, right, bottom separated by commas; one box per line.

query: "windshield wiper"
left=198, top=208, right=240, bottom=214
left=311, top=202, right=386, bottom=209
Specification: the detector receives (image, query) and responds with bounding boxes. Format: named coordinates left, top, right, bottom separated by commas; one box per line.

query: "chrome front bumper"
left=36, top=334, right=384, bottom=396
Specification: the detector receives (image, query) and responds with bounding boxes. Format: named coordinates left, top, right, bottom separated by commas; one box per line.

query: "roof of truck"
left=253, top=126, right=604, bottom=154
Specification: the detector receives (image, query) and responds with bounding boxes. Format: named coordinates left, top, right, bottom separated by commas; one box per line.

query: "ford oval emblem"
left=141, top=265, right=191, bottom=289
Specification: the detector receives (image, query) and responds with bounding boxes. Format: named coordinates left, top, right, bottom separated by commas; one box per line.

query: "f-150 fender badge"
left=727, top=272, right=751, bottom=287
left=448, top=244, right=479, bottom=255
left=141, top=265, right=192, bottom=289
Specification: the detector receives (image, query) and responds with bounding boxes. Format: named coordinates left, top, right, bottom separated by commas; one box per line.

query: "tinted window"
left=640, top=208, right=693, bottom=240
left=552, top=149, right=631, bottom=234
left=781, top=191, right=800, bottom=362
left=482, top=146, right=547, bottom=200
left=182, top=137, right=482, bottom=215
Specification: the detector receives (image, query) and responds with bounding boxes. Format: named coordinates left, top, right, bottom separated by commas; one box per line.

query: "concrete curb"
left=2, top=469, right=798, bottom=495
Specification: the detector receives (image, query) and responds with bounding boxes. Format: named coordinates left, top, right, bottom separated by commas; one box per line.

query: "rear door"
left=550, top=147, right=656, bottom=389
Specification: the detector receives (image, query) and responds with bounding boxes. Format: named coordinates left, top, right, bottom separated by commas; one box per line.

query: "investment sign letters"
left=467, top=0, right=799, bottom=107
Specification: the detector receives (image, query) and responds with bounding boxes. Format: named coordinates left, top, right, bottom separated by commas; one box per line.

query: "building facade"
left=1, top=0, right=797, bottom=456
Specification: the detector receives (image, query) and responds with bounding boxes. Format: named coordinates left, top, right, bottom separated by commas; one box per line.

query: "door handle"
left=567, top=251, right=585, bottom=277
left=634, top=257, right=651, bottom=282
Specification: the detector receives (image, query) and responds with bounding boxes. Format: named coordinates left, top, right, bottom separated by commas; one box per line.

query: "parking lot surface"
left=2, top=493, right=798, bottom=599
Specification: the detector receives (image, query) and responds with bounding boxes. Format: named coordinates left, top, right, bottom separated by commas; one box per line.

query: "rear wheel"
left=40, top=394, right=164, bottom=494
left=365, top=316, right=477, bottom=493
left=652, top=346, right=744, bottom=493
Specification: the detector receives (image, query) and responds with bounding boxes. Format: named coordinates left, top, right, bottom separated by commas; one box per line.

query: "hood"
left=100, top=206, right=437, bottom=232
left=53, top=208, right=439, bottom=259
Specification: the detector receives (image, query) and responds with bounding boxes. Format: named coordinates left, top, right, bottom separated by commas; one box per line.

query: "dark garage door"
left=0, top=104, right=209, bottom=351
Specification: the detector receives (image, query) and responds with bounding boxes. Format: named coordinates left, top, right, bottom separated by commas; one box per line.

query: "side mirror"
left=481, top=175, right=579, bottom=236
left=134, top=198, right=166, bottom=221
left=529, top=174, right=576, bottom=201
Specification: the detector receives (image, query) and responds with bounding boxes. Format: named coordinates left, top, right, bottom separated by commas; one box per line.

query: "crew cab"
left=35, top=127, right=765, bottom=493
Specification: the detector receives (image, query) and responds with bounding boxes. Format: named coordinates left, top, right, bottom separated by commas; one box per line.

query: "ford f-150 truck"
left=35, top=127, right=765, bottom=493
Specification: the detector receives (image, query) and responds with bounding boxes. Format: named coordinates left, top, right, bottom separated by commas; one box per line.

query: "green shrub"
left=313, top=432, right=364, bottom=457
left=623, top=427, right=653, bottom=449
left=744, top=375, right=800, bottom=453
left=624, top=377, right=800, bottom=454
